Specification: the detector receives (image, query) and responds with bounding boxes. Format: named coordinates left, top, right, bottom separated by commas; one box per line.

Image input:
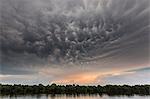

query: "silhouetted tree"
left=0, top=84, right=149, bottom=95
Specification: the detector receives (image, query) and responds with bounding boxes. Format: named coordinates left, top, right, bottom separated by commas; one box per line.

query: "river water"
left=0, top=94, right=150, bottom=99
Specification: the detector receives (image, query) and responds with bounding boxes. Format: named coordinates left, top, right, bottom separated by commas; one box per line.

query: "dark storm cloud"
left=0, top=65, right=37, bottom=75
left=0, top=0, right=150, bottom=74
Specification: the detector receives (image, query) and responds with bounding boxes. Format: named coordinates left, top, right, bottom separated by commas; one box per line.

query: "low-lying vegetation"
left=0, top=84, right=150, bottom=95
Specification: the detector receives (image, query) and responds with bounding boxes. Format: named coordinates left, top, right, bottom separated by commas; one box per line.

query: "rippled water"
left=1, top=95, right=150, bottom=99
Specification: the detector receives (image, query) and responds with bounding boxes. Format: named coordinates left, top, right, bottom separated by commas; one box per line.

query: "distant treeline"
left=0, top=84, right=150, bottom=95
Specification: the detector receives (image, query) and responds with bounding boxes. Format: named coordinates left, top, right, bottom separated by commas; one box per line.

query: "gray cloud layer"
left=0, top=0, right=150, bottom=75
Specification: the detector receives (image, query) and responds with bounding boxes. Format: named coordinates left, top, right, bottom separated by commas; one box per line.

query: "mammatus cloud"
left=0, top=0, right=150, bottom=78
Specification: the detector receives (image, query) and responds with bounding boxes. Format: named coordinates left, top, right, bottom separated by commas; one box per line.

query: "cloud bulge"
left=0, top=0, right=150, bottom=85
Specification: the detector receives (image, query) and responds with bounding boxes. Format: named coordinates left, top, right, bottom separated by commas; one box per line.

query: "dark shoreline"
left=0, top=84, right=150, bottom=95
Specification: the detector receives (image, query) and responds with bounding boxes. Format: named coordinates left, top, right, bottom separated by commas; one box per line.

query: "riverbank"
left=0, top=84, right=150, bottom=95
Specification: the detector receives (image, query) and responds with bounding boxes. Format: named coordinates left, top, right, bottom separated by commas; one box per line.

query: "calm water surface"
left=0, top=95, right=150, bottom=99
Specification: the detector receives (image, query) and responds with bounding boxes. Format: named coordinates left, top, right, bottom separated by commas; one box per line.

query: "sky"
left=0, top=0, right=150, bottom=85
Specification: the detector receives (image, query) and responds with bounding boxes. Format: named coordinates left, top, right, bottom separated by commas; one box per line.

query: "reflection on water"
left=0, top=94, right=150, bottom=99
